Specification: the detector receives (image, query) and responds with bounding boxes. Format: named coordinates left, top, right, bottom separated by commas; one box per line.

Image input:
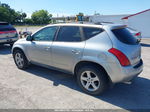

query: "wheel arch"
left=74, top=61, right=112, bottom=83
left=12, top=47, right=29, bottom=61
left=12, top=47, right=25, bottom=54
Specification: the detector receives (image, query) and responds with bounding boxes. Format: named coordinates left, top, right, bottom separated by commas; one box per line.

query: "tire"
left=76, top=66, right=109, bottom=95
left=13, top=49, right=29, bottom=69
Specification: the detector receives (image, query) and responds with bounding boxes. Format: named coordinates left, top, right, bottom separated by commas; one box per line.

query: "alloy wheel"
left=80, top=71, right=100, bottom=92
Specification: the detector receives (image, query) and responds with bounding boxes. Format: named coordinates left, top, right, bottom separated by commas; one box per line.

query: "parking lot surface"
left=0, top=38, right=150, bottom=110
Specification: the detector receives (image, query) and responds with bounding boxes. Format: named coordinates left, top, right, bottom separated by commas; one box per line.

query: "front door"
left=27, top=26, right=58, bottom=66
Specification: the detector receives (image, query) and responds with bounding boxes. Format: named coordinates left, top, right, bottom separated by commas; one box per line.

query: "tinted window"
left=0, top=22, right=9, bottom=25
left=32, top=26, right=58, bottom=41
left=56, top=26, right=82, bottom=42
left=83, top=27, right=103, bottom=40
left=0, top=24, right=16, bottom=31
left=112, top=28, right=138, bottom=45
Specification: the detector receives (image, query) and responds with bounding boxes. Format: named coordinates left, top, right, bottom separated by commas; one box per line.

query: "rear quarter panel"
left=104, top=25, right=141, bottom=66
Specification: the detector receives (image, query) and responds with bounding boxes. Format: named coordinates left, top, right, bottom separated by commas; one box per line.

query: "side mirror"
left=26, top=35, right=33, bottom=41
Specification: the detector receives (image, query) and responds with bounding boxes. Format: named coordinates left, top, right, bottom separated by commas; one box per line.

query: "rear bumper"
left=108, top=59, right=143, bottom=83
left=0, top=37, right=18, bottom=44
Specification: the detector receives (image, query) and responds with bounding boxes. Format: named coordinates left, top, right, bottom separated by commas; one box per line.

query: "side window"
left=83, top=27, right=104, bottom=40
left=56, top=26, right=82, bottom=42
left=32, top=26, right=58, bottom=41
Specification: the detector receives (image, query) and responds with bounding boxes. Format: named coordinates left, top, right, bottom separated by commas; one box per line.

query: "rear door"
left=110, top=27, right=141, bottom=66
left=51, top=26, right=85, bottom=72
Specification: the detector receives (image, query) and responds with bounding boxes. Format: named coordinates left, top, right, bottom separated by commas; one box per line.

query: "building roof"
left=122, top=9, right=150, bottom=19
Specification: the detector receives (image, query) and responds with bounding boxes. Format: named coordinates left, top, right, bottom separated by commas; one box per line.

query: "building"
left=89, top=14, right=129, bottom=24
left=90, top=9, right=150, bottom=38
left=122, top=9, right=150, bottom=38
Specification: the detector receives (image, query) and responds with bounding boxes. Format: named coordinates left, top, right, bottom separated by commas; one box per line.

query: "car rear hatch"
left=0, top=22, right=18, bottom=39
left=107, top=25, right=141, bottom=66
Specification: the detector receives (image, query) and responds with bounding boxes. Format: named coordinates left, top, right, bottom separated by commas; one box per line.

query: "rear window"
left=0, top=22, right=9, bottom=25
left=112, top=28, right=138, bottom=45
left=83, top=27, right=104, bottom=40
left=0, top=24, right=16, bottom=31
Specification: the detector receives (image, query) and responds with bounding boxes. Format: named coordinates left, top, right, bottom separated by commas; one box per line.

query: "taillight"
left=135, top=32, right=141, bottom=37
left=108, top=48, right=130, bottom=66
left=0, top=30, right=17, bottom=34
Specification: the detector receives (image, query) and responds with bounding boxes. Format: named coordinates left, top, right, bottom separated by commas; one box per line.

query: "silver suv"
left=12, top=23, right=143, bottom=95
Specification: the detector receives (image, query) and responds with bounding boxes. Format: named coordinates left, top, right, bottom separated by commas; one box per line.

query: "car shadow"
left=25, top=65, right=150, bottom=111
left=141, top=43, right=150, bottom=47
left=0, top=45, right=12, bottom=55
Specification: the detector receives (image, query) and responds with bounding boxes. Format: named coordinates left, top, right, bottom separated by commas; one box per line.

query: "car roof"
left=33, top=23, right=126, bottom=35
left=46, top=23, right=103, bottom=28
left=0, top=21, right=8, bottom=23
left=46, top=23, right=126, bottom=29
left=0, top=22, right=9, bottom=25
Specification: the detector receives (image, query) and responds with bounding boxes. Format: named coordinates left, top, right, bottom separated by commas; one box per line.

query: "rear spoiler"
left=111, top=25, right=127, bottom=30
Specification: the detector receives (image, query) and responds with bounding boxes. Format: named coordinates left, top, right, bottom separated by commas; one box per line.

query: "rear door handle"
left=72, top=49, right=80, bottom=54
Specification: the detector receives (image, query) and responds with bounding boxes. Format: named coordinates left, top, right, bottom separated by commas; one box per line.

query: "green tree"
left=0, top=6, right=10, bottom=22
left=1, top=3, right=10, bottom=9
left=0, top=3, right=16, bottom=23
left=0, top=3, right=27, bottom=24
left=23, top=18, right=33, bottom=25
left=22, top=12, right=27, bottom=20
left=15, top=11, right=27, bottom=23
left=31, top=10, right=52, bottom=24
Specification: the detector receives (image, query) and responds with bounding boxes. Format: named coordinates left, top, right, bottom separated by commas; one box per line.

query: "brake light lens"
left=0, top=30, right=17, bottom=34
left=108, top=48, right=130, bottom=66
left=135, top=32, right=141, bottom=37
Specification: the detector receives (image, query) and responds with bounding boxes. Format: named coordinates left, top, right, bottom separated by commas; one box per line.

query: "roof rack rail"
left=61, top=21, right=95, bottom=25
